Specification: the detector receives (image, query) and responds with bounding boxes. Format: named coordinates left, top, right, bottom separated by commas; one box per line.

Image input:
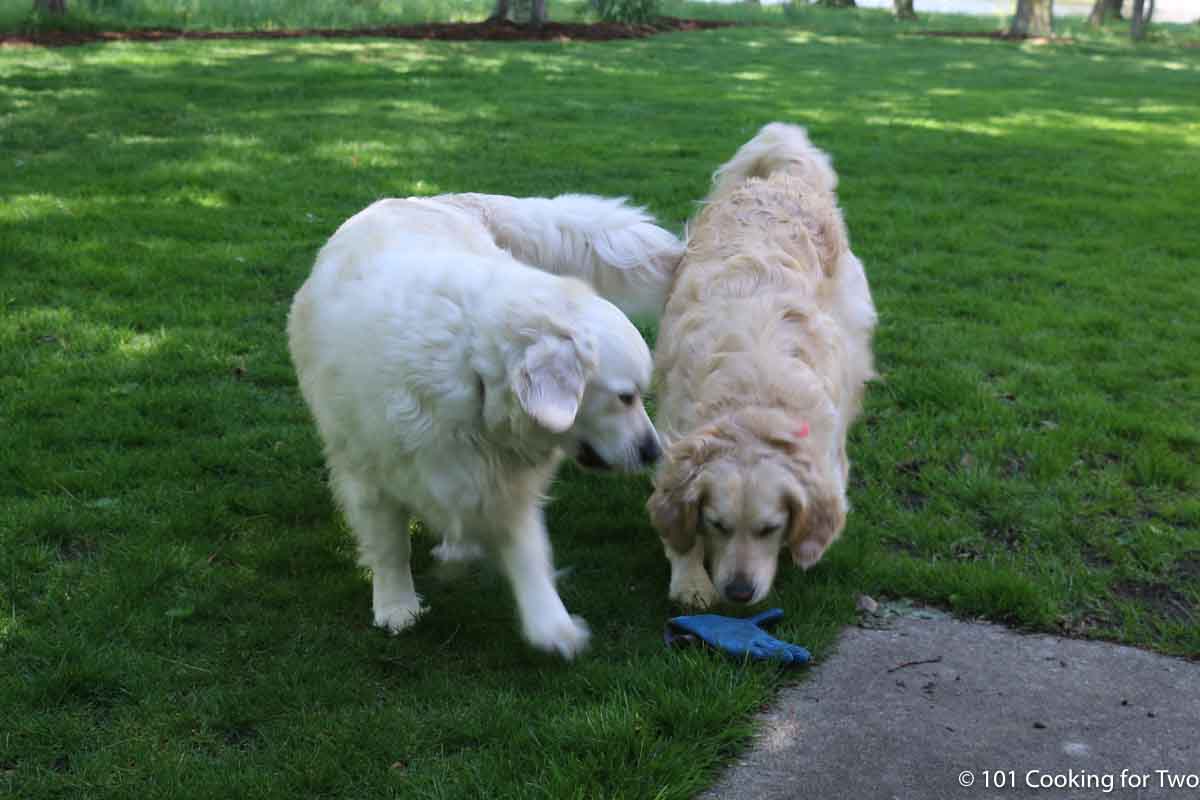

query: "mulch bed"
left=0, top=16, right=734, bottom=48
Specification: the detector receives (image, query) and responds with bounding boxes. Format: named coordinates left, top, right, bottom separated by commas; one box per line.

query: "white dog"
left=288, top=193, right=681, bottom=658
left=648, top=124, right=878, bottom=608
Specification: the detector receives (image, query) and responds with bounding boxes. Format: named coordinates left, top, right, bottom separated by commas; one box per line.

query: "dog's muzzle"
left=724, top=575, right=757, bottom=604
left=576, top=441, right=611, bottom=471
left=638, top=434, right=662, bottom=467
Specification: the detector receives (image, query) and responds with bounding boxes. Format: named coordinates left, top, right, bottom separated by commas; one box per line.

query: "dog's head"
left=647, top=407, right=846, bottom=605
left=510, top=295, right=660, bottom=472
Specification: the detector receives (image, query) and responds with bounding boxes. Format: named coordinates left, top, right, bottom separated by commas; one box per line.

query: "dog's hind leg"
left=495, top=505, right=590, bottom=660
left=334, top=473, right=425, bottom=633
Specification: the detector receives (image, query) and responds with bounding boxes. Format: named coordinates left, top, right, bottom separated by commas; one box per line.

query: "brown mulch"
left=0, top=16, right=734, bottom=48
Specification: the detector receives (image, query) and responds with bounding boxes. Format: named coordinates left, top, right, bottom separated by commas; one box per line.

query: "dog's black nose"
left=724, top=576, right=756, bottom=604
left=638, top=435, right=662, bottom=466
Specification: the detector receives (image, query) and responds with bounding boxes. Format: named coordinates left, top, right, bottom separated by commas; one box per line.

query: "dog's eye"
left=618, top=392, right=637, bottom=407
left=757, top=525, right=781, bottom=539
left=706, top=517, right=731, bottom=536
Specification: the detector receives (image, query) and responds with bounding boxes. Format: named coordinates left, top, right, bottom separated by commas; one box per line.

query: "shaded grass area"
left=2, top=12, right=1199, bottom=799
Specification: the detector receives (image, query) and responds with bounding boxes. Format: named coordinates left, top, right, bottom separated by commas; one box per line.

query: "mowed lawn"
left=2, top=12, right=1198, bottom=799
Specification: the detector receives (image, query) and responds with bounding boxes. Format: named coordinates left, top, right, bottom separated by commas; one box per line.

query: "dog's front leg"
left=497, top=507, right=590, bottom=659
left=368, top=527, right=424, bottom=633
left=337, top=475, right=425, bottom=633
left=666, top=539, right=720, bottom=610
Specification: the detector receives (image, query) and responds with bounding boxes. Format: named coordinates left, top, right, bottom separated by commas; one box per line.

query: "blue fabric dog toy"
left=665, top=608, right=810, bottom=665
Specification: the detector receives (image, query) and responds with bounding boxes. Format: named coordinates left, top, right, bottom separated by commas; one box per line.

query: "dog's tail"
left=708, top=123, right=838, bottom=205
left=436, top=193, right=683, bottom=322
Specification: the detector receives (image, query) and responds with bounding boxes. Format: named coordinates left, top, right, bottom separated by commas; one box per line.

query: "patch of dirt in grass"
left=1000, top=454, right=1028, bottom=479
left=1080, top=543, right=1114, bottom=570
left=221, top=723, right=261, bottom=750
left=884, top=538, right=922, bottom=558
left=983, top=523, right=1023, bottom=551
left=895, top=457, right=927, bottom=477
left=894, top=457, right=929, bottom=510
left=1057, top=611, right=1110, bottom=638
left=56, top=536, right=98, bottom=561
left=914, top=31, right=1070, bottom=45
left=1173, top=553, right=1200, bottom=581
left=1111, top=579, right=1196, bottom=623
left=0, top=17, right=734, bottom=48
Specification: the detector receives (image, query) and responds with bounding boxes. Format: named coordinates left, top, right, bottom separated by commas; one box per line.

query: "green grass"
left=2, top=6, right=1199, bottom=799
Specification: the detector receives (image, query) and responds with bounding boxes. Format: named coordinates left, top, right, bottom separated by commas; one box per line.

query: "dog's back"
left=659, top=123, right=875, bottom=427
left=693, top=123, right=874, bottom=387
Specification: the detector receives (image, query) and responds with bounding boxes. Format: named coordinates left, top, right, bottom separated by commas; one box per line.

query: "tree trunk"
left=1087, top=0, right=1123, bottom=25
left=816, top=0, right=857, bottom=7
left=893, top=0, right=917, bottom=19
left=33, top=0, right=67, bottom=13
left=1130, top=0, right=1148, bottom=39
left=488, top=0, right=510, bottom=21
left=1010, top=0, right=1053, bottom=37
left=490, top=0, right=544, bottom=24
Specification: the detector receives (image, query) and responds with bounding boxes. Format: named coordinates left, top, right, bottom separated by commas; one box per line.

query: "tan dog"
left=647, top=123, right=877, bottom=608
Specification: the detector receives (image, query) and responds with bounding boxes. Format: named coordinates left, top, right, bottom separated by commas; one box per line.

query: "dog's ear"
left=647, top=432, right=714, bottom=555
left=514, top=335, right=591, bottom=434
left=785, top=477, right=847, bottom=570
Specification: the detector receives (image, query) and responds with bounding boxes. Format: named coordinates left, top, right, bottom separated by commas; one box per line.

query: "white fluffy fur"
left=287, top=193, right=674, bottom=659
left=433, top=192, right=684, bottom=322
left=648, top=123, right=878, bottom=608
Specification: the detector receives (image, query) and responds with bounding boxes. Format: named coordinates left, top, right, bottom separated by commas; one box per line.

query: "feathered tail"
left=708, top=123, right=838, bottom=206
left=434, top=192, right=684, bottom=322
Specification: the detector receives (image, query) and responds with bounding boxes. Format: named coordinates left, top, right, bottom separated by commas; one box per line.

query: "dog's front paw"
left=793, top=538, right=828, bottom=571
left=373, top=597, right=426, bottom=634
left=670, top=575, right=721, bottom=610
left=524, top=612, right=591, bottom=660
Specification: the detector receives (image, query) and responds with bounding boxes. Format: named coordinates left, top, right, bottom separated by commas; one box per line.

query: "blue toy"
left=664, top=607, right=810, bottom=665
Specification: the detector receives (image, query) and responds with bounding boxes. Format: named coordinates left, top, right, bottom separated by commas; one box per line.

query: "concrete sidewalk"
left=702, top=606, right=1199, bottom=799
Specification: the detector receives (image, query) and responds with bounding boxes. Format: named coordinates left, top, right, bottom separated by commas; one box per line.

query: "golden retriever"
left=647, top=123, right=877, bottom=608
left=288, top=193, right=680, bottom=658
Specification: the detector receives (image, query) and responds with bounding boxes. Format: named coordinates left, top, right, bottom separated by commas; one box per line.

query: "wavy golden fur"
left=647, top=123, right=877, bottom=608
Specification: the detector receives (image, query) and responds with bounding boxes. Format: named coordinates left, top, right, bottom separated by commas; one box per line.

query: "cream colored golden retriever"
left=647, top=123, right=877, bottom=608
left=288, top=193, right=679, bottom=658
